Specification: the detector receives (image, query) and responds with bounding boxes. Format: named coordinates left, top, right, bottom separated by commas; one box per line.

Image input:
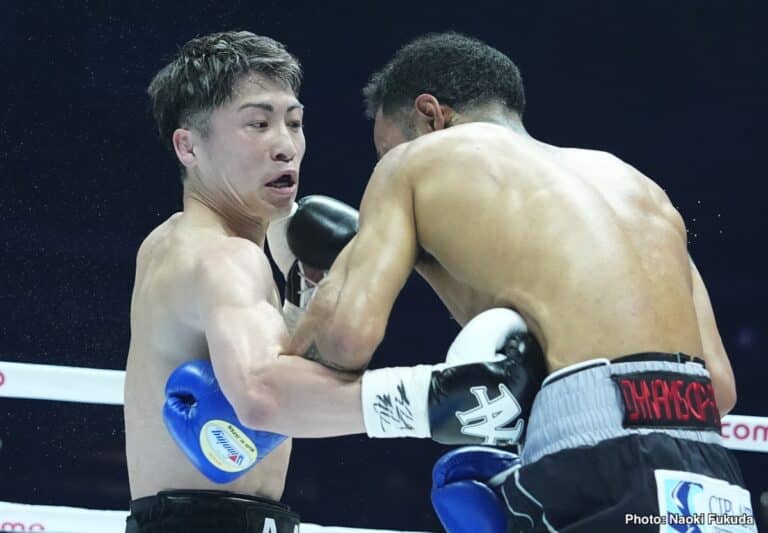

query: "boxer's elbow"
left=323, top=316, right=384, bottom=371
left=230, top=373, right=282, bottom=431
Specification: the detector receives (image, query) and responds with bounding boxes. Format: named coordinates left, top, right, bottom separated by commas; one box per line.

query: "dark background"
left=1, top=1, right=766, bottom=531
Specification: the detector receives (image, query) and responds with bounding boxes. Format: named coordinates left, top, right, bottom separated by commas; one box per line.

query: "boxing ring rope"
left=2, top=361, right=767, bottom=532
left=0, top=361, right=428, bottom=533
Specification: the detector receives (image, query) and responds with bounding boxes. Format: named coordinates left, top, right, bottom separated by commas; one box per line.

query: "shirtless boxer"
left=273, top=32, right=752, bottom=531
left=124, top=31, right=309, bottom=532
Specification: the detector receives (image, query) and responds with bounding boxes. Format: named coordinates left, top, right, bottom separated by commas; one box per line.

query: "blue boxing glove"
left=431, top=447, right=520, bottom=533
left=163, top=360, right=287, bottom=484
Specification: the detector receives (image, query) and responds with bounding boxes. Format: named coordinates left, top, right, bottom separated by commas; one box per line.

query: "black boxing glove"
left=361, top=308, right=546, bottom=447
left=287, top=195, right=359, bottom=270
left=267, top=195, right=358, bottom=331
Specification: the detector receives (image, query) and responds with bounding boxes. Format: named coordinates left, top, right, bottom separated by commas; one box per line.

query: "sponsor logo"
left=211, top=428, right=244, bottom=465
left=668, top=480, right=704, bottom=533
left=613, top=371, right=720, bottom=431
left=199, top=420, right=257, bottom=473
left=455, top=384, right=523, bottom=445
left=0, top=522, right=45, bottom=531
left=655, top=469, right=757, bottom=533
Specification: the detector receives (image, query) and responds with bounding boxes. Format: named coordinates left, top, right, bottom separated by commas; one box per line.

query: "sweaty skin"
left=125, top=74, right=307, bottom=500
left=124, top=209, right=291, bottom=499
left=288, top=122, right=735, bottom=417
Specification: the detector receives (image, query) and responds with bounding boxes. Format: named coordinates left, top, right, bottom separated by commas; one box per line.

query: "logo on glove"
left=200, top=420, right=258, bottom=472
left=456, top=384, right=524, bottom=445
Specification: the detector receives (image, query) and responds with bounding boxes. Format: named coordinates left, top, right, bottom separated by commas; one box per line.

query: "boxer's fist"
left=287, top=195, right=358, bottom=271
left=429, top=308, right=547, bottom=446
left=163, top=360, right=287, bottom=484
left=361, top=309, right=547, bottom=446
left=267, top=195, right=358, bottom=330
left=431, top=446, right=519, bottom=533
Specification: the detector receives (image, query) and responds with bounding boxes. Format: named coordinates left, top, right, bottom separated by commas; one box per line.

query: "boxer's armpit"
left=302, top=342, right=368, bottom=375
left=416, top=247, right=436, bottom=265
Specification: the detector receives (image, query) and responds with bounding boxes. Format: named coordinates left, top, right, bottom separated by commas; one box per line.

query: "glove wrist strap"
left=282, top=301, right=304, bottom=334
left=361, top=365, right=434, bottom=439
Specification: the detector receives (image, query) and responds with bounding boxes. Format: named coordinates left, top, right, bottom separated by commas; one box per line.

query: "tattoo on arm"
left=302, top=342, right=368, bottom=374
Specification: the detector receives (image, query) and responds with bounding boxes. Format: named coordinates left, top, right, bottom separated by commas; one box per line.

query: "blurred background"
left=1, top=1, right=766, bottom=531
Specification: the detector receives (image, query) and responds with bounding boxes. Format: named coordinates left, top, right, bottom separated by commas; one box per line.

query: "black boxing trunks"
left=501, top=353, right=757, bottom=532
left=125, top=490, right=300, bottom=533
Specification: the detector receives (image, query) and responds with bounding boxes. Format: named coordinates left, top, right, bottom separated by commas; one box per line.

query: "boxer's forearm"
left=242, top=354, right=366, bottom=438
left=289, top=243, right=382, bottom=372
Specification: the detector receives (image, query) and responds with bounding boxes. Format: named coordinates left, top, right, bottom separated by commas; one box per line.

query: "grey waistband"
left=520, top=359, right=723, bottom=465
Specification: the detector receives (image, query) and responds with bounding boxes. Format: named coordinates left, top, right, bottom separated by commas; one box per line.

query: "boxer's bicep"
left=315, top=159, right=418, bottom=370
left=689, top=256, right=736, bottom=414
left=196, top=243, right=288, bottom=416
left=348, top=166, right=418, bottom=311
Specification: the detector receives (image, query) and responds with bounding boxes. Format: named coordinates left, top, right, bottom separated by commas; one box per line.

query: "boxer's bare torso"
left=327, top=119, right=730, bottom=410
left=277, top=120, right=733, bottom=437
left=405, top=123, right=699, bottom=370
left=125, top=211, right=290, bottom=500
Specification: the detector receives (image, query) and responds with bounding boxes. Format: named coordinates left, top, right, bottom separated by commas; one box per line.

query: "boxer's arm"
left=415, top=258, right=479, bottom=327
left=289, top=148, right=419, bottom=371
left=689, top=256, right=736, bottom=414
left=246, top=355, right=366, bottom=437
left=197, top=238, right=366, bottom=436
left=196, top=239, right=291, bottom=424
left=200, top=239, right=364, bottom=437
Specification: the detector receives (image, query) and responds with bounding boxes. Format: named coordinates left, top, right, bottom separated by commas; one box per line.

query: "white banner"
left=0, top=501, right=124, bottom=533
left=720, top=415, right=768, bottom=453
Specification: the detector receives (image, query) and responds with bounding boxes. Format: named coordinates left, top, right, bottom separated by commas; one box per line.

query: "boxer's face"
left=373, top=108, right=410, bottom=160
left=191, top=74, right=305, bottom=216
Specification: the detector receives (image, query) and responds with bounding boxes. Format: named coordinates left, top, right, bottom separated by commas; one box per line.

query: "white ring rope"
left=1, top=361, right=767, bottom=453
left=0, top=361, right=124, bottom=404
left=0, top=360, right=766, bottom=533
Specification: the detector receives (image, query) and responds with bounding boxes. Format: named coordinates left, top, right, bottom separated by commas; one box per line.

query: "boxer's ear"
left=414, top=94, right=454, bottom=133
left=173, top=128, right=197, bottom=168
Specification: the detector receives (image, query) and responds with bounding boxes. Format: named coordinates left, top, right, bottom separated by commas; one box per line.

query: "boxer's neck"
left=182, top=184, right=267, bottom=247
left=450, top=105, right=528, bottom=136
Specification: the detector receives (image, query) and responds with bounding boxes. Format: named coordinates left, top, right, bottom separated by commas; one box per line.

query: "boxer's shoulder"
left=138, top=219, right=254, bottom=278
left=558, top=146, right=642, bottom=180
left=394, top=123, right=517, bottom=174
left=194, top=236, right=274, bottom=297
left=557, top=146, right=683, bottom=226
left=135, top=216, right=272, bottom=314
left=197, top=234, right=269, bottom=267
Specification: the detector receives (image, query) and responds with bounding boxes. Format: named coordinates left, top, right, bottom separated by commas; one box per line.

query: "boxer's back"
left=409, top=123, right=701, bottom=371
left=124, top=213, right=290, bottom=499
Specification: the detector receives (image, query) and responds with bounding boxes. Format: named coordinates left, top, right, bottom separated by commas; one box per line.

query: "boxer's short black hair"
left=148, top=31, right=301, bottom=166
left=363, top=32, right=525, bottom=123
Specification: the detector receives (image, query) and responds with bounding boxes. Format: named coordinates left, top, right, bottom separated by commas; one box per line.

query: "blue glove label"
left=199, top=420, right=258, bottom=473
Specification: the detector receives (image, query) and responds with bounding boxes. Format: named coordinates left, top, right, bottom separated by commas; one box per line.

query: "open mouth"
left=266, top=174, right=296, bottom=189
